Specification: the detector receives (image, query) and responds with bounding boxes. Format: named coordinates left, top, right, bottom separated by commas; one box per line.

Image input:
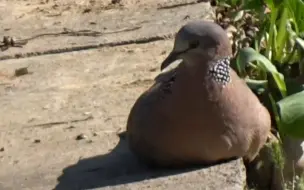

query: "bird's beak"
left=160, top=51, right=180, bottom=71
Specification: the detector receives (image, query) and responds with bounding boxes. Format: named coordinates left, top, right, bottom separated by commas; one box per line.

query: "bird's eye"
left=189, top=40, right=199, bottom=49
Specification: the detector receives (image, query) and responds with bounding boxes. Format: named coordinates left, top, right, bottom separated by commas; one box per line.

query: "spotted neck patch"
left=208, top=57, right=231, bottom=87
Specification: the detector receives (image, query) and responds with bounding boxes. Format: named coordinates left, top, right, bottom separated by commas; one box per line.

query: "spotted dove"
left=126, top=20, right=271, bottom=167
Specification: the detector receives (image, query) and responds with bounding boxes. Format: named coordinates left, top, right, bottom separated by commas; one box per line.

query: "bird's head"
left=160, top=21, right=232, bottom=71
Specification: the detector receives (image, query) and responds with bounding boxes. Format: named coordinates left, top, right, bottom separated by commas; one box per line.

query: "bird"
left=126, top=20, right=271, bottom=168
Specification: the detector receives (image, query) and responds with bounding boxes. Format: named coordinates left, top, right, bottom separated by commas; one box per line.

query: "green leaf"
left=242, top=0, right=264, bottom=11
left=265, top=7, right=278, bottom=60
left=238, top=47, right=276, bottom=72
left=277, top=91, right=304, bottom=138
left=265, top=0, right=283, bottom=9
left=269, top=93, right=283, bottom=135
left=275, top=7, right=289, bottom=62
left=236, top=47, right=287, bottom=96
left=296, top=38, right=304, bottom=75
left=245, top=78, right=268, bottom=88
left=285, top=0, right=304, bottom=32
left=245, top=78, right=268, bottom=93
left=217, top=2, right=231, bottom=8
left=230, top=0, right=239, bottom=7
left=286, top=20, right=297, bottom=39
left=272, top=72, right=286, bottom=97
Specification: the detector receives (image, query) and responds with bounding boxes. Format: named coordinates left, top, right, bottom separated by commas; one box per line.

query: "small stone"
left=0, top=147, right=4, bottom=152
left=15, top=67, right=29, bottom=76
left=149, top=68, right=157, bottom=72
left=76, top=134, right=87, bottom=140
left=28, top=117, right=36, bottom=123
left=92, top=132, right=98, bottom=136
left=34, top=139, right=41, bottom=143
left=83, top=112, right=92, bottom=116
left=83, top=8, right=91, bottom=13
left=87, top=139, right=93, bottom=143
left=183, top=15, right=190, bottom=20
left=67, top=125, right=75, bottom=129
left=112, top=0, right=121, bottom=4
left=161, top=51, right=166, bottom=55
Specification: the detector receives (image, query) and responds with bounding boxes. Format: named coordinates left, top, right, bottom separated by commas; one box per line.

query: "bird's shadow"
left=54, top=132, right=204, bottom=190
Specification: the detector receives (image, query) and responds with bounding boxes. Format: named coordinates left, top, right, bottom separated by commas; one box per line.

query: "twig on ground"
left=28, top=115, right=94, bottom=128
left=0, top=26, right=141, bottom=51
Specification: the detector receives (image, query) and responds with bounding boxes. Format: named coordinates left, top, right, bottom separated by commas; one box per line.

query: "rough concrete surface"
left=0, top=1, right=246, bottom=190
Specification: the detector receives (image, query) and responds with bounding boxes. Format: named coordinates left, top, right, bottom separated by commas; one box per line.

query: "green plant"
left=231, top=0, right=304, bottom=140
left=215, top=0, right=304, bottom=189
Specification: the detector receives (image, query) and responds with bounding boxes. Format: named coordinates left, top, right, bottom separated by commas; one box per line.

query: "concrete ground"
left=0, top=1, right=246, bottom=189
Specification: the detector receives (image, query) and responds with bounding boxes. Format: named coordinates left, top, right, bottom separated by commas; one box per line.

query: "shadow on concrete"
left=54, top=132, right=201, bottom=190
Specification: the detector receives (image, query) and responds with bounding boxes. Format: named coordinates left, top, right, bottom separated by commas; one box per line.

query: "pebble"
left=15, top=67, right=29, bottom=76
left=149, top=67, right=157, bottom=72
left=112, top=0, right=121, bottom=4
left=0, top=147, right=4, bottom=152
left=82, top=8, right=91, bottom=13
left=76, top=134, right=87, bottom=140
left=34, top=139, right=41, bottom=143
left=67, top=125, right=75, bottom=129
left=83, top=112, right=92, bottom=116
left=92, top=132, right=98, bottom=136
left=27, top=117, right=36, bottom=123
left=160, top=50, right=166, bottom=55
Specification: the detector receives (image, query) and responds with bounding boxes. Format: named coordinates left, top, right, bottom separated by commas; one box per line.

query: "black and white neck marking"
left=208, top=57, right=231, bottom=87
